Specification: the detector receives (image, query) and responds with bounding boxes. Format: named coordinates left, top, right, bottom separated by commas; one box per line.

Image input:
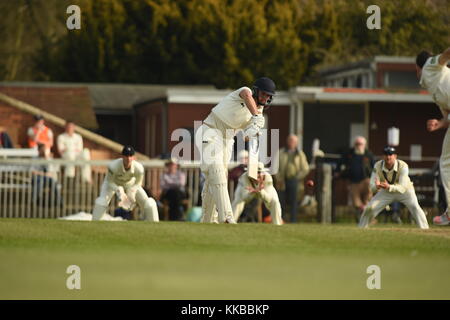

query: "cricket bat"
left=248, top=136, right=259, bottom=180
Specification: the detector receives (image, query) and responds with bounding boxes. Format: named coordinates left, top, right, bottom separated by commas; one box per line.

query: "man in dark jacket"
left=338, top=136, right=375, bottom=220
left=0, top=127, right=13, bottom=148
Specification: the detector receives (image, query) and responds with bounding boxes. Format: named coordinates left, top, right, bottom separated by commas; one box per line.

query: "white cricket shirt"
left=420, top=55, right=450, bottom=111
left=106, top=158, right=144, bottom=189
left=211, top=87, right=263, bottom=129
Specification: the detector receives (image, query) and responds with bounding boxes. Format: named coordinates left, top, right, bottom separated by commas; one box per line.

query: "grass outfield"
left=1, top=219, right=450, bottom=299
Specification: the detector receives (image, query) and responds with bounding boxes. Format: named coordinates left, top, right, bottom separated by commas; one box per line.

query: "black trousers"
left=161, top=188, right=187, bottom=221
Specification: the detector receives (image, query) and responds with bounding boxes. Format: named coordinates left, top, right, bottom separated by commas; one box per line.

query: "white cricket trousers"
left=232, top=184, right=283, bottom=225
left=197, top=112, right=235, bottom=223
left=358, top=188, right=429, bottom=229
left=92, top=181, right=159, bottom=221
left=440, top=127, right=450, bottom=212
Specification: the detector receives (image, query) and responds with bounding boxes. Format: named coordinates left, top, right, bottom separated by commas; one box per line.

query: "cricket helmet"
left=252, top=77, right=276, bottom=107
left=383, top=146, right=397, bottom=155
left=122, top=145, right=136, bottom=156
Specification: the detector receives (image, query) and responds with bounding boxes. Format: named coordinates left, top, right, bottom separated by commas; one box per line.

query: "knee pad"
left=95, top=196, right=108, bottom=207
left=143, top=198, right=159, bottom=222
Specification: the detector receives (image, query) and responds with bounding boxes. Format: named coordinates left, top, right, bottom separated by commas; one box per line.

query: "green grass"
left=1, top=219, right=450, bottom=299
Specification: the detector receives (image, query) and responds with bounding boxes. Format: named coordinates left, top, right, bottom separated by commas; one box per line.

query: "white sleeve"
left=237, top=86, right=252, bottom=96
left=130, top=164, right=144, bottom=191
left=105, top=164, right=119, bottom=192
left=369, top=169, right=378, bottom=193
left=56, top=135, right=64, bottom=153
left=27, top=127, right=34, bottom=138
left=77, top=135, right=83, bottom=153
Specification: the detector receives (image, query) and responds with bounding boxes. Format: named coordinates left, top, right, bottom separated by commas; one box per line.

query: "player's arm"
left=259, top=175, right=274, bottom=202
left=129, top=166, right=144, bottom=193
left=369, top=169, right=379, bottom=193
left=387, top=167, right=409, bottom=194
left=239, top=88, right=260, bottom=115
left=438, top=47, right=450, bottom=66
left=427, top=108, right=450, bottom=132
left=104, top=165, right=120, bottom=192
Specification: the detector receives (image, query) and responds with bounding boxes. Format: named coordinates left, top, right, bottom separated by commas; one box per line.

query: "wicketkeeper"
left=232, top=162, right=283, bottom=225
left=358, top=146, right=429, bottom=229
left=195, top=77, right=276, bottom=224
left=92, top=145, right=159, bottom=221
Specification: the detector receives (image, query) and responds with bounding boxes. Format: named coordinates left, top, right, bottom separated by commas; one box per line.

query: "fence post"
left=316, top=159, right=333, bottom=224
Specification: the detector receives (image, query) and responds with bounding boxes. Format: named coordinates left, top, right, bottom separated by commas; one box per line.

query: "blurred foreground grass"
left=0, top=219, right=449, bottom=299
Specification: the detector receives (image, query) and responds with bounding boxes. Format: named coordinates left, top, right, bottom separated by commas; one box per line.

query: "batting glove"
left=244, top=124, right=260, bottom=139
left=250, top=114, right=265, bottom=129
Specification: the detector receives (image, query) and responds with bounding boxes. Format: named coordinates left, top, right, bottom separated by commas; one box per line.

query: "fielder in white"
left=92, top=145, right=159, bottom=221
left=232, top=162, right=283, bottom=225
left=416, top=47, right=450, bottom=225
left=196, top=77, right=276, bottom=224
left=358, top=146, right=429, bottom=229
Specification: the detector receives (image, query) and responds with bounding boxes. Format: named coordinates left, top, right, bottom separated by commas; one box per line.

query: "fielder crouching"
left=358, top=146, right=429, bottom=229
left=92, top=145, right=159, bottom=221
left=232, top=162, right=283, bottom=225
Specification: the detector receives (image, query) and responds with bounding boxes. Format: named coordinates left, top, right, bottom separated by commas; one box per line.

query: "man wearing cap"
left=358, top=146, right=429, bottom=229
left=91, top=145, right=159, bottom=221
left=195, top=77, right=276, bottom=224
left=232, top=162, right=283, bottom=225
left=416, top=48, right=450, bottom=225
left=27, top=114, right=54, bottom=156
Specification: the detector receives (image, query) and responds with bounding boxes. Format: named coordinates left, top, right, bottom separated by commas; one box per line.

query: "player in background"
left=196, top=77, right=276, bottom=224
left=416, top=47, right=450, bottom=225
left=91, top=145, right=159, bottom=221
left=232, top=162, right=283, bottom=225
left=358, top=146, right=429, bottom=229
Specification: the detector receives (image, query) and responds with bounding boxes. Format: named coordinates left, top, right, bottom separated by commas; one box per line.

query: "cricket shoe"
left=433, top=212, right=450, bottom=226
left=225, top=217, right=237, bottom=224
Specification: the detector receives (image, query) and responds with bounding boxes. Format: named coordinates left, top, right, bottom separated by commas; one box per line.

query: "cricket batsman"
left=92, top=145, right=159, bottom=221
left=196, top=77, right=276, bottom=224
left=358, top=146, right=429, bottom=229
left=416, top=47, right=450, bottom=225
left=232, top=162, right=283, bottom=225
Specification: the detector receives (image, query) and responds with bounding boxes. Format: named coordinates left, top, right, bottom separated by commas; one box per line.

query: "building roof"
left=0, top=91, right=149, bottom=160
left=318, top=56, right=416, bottom=77
left=291, top=87, right=433, bottom=103
left=0, top=82, right=216, bottom=113
left=0, top=82, right=290, bottom=112
left=0, top=83, right=98, bottom=129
